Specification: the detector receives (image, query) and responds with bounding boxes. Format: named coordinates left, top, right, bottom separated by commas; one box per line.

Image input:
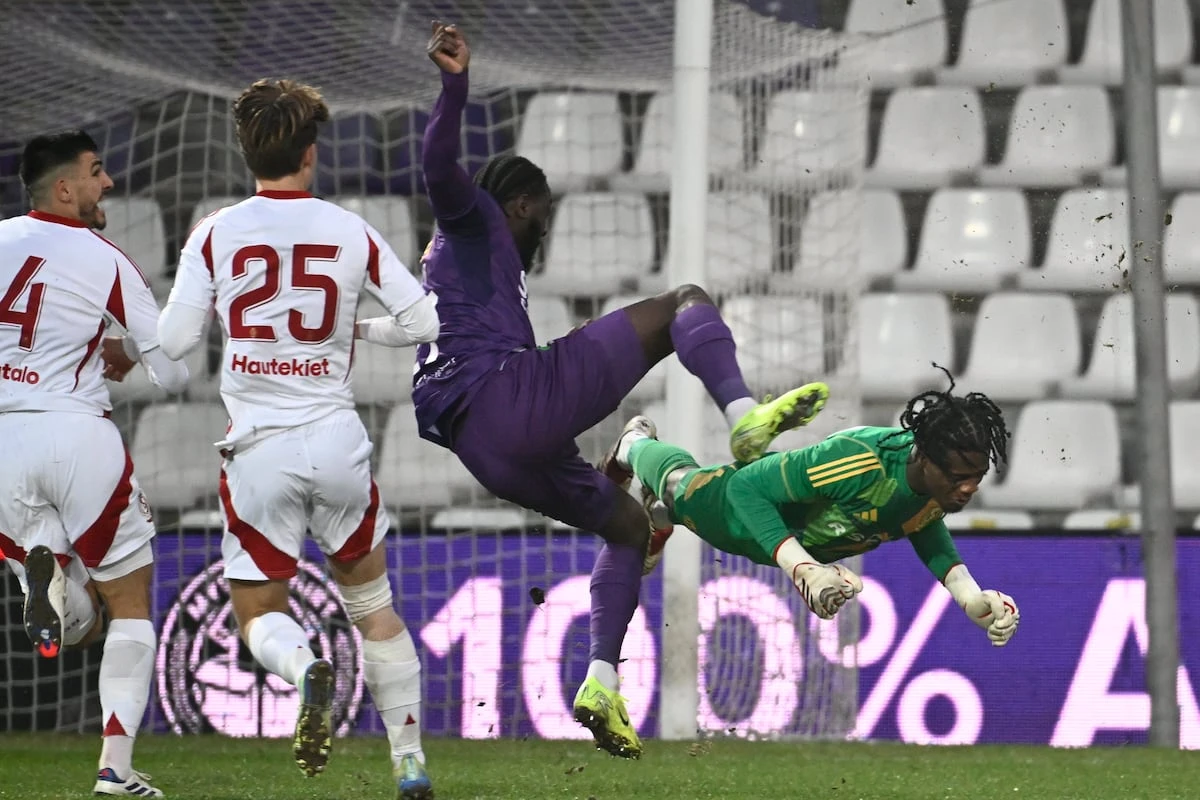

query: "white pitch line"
left=850, top=583, right=953, bottom=740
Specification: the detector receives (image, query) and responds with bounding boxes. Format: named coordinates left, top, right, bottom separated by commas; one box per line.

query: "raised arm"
left=423, top=22, right=479, bottom=223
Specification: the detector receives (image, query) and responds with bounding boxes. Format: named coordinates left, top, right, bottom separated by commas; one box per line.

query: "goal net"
left=0, top=0, right=868, bottom=742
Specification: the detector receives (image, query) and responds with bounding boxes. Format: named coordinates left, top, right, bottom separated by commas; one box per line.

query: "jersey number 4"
left=0, top=256, right=47, bottom=351
left=229, top=244, right=340, bottom=343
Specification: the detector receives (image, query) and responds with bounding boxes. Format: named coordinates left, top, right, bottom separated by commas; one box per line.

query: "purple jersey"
left=412, top=70, right=537, bottom=446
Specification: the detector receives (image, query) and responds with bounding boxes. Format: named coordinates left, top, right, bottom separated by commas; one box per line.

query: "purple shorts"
left=450, top=308, right=647, bottom=532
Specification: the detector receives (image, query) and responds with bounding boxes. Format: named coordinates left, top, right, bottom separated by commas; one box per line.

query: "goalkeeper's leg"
left=328, top=545, right=432, bottom=800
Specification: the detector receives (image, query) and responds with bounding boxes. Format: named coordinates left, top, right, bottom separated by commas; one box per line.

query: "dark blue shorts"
left=450, top=308, right=648, bottom=531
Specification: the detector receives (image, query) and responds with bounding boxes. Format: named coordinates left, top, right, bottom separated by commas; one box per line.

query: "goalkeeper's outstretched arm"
left=914, top=522, right=1020, bottom=647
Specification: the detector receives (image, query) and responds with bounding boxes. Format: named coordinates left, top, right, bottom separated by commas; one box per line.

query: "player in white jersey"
left=156, top=79, right=439, bottom=800
left=0, top=130, right=189, bottom=798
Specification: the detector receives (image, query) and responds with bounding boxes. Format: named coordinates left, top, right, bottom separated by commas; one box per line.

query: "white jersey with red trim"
left=168, top=190, right=426, bottom=448
left=0, top=211, right=163, bottom=416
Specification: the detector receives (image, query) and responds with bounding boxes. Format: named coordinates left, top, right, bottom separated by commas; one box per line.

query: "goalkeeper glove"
left=943, top=564, right=1020, bottom=647
left=774, top=538, right=863, bottom=620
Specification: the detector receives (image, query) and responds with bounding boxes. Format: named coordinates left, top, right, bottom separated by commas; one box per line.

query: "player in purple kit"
left=417, top=21, right=828, bottom=759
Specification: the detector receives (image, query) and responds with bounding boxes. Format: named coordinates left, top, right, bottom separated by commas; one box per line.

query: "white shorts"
left=0, top=412, right=156, bottom=581
left=219, top=408, right=391, bottom=581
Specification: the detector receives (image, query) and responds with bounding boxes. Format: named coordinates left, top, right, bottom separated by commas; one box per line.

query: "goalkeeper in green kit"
left=602, top=370, right=1021, bottom=644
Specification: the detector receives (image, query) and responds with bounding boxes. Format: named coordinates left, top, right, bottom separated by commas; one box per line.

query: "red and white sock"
left=363, top=629, right=424, bottom=767
left=99, top=619, right=155, bottom=777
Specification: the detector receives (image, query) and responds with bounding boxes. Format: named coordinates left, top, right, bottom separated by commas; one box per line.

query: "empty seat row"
left=850, top=0, right=1192, bottom=88
left=863, top=291, right=1200, bottom=403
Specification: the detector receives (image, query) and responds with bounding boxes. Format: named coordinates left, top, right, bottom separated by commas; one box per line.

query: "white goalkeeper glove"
left=774, top=538, right=864, bottom=620
left=943, top=564, right=1020, bottom=647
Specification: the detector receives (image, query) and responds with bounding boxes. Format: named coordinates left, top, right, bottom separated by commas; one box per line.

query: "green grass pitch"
left=1, top=734, right=1198, bottom=799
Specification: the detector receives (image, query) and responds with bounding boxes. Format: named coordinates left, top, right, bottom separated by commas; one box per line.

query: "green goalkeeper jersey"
left=669, top=426, right=963, bottom=581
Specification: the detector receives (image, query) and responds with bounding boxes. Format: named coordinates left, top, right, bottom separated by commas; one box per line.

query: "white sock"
left=615, top=429, right=650, bottom=470
left=99, top=618, right=155, bottom=777
left=723, top=396, right=758, bottom=430
left=586, top=659, right=620, bottom=691
left=61, top=577, right=97, bottom=647
left=247, top=611, right=316, bottom=686
left=363, top=629, right=425, bottom=768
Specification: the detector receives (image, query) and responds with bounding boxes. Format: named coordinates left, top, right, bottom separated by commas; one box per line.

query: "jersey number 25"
left=229, top=244, right=339, bottom=343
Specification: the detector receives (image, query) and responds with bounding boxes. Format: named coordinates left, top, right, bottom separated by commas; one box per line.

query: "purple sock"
left=589, top=544, right=644, bottom=665
left=670, top=304, right=753, bottom=411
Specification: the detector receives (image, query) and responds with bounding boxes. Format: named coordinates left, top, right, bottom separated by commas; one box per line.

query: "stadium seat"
left=351, top=340, right=414, bottom=405
left=867, top=88, right=985, bottom=190
left=534, top=193, right=654, bottom=297
left=722, top=295, right=824, bottom=397
left=750, top=90, right=867, bottom=189
left=943, top=510, right=1035, bottom=531
left=858, top=293, right=953, bottom=401
left=937, top=0, right=1068, bottom=87
left=1061, top=509, right=1141, bottom=530
left=600, top=294, right=664, bottom=402
left=977, top=87, right=1114, bottom=188
left=1123, top=402, right=1200, bottom=510
left=1062, top=0, right=1192, bottom=85
left=1019, top=189, right=1129, bottom=292
left=1104, top=88, right=1200, bottom=189
left=376, top=403, right=478, bottom=509
left=527, top=296, right=574, bottom=346
left=957, top=292, right=1081, bottom=401
left=430, top=507, right=528, bottom=530
left=1164, top=193, right=1200, bottom=284
left=614, top=91, right=745, bottom=192
left=102, top=197, right=168, bottom=290
left=982, top=400, right=1121, bottom=510
left=1060, top=293, right=1200, bottom=400
left=332, top=196, right=418, bottom=268
left=516, top=92, right=623, bottom=192
left=131, top=402, right=229, bottom=510
left=786, top=190, right=906, bottom=290
left=845, top=0, right=947, bottom=87
left=652, top=192, right=774, bottom=295
left=187, top=195, right=242, bottom=231
left=894, top=189, right=1028, bottom=292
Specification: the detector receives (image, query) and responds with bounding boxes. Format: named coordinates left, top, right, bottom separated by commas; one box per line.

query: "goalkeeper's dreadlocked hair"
left=474, top=154, right=549, bottom=206
left=886, top=364, right=1010, bottom=470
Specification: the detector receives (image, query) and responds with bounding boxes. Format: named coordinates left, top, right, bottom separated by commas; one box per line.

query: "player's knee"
left=667, top=283, right=714, bottom=313
left=600, top=494, right=651, bottom=552
left=337, top=573, right=399, bottom=629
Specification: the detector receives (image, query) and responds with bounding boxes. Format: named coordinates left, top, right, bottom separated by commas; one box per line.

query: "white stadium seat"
left=938, top=0, right=1068, bottom=87
left=1105, top=88, right=1200, bottom=189
left=430, top=507, right=528, bottom=530
left=600, top=294, right=664, bottom=402
left=536, top=192, right=654, bottom=297
left=859, top=293, right=953, bottom=401
left=845, top=0, right=947, bottom=88
left=1123, top=403, right=1200, bottom=511
left=376, top=403, right=478, bottom=509
left=787, top=190, right=906, bottom=290
left=1061, top=293, right=1200, bottom=400
left=652, top=192, right=774, bottom=295
left=351, top=340, right=414, bottom=405
left=527, top=296, right=574, bottom=346
left=722, top=295, right=824, bottom=398
left=1019, top=189, right=1129, bottom=292
left=895, top=189, right=1028, bottom=292
left=516, top=92, right=623, bottom=192
left=1061, top=509, right=1141, bottom=531
left=108, top=318, right=214, bottom=403
left=102, top=196, right=168, bottom=293
left=982, top=400, right=1121, bottom=511
left=867, top=88, right=985, bottom=190
left=332, top=196, right=417, bottom=267
left=978, top=87, right=1114, bottom=188
left=958, top=292, right=1081, bottom=402
left=750, top=90, right=867, bottom=189
left=614, top=91, right=745, bottom=192
left=131, top=402, right=228, bottom=510
left=1063, top=0, right=1192, bottom=85
left=943, top=510, right=1035, bottom=531
left=1164, top=193, right=1200, bottom=284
